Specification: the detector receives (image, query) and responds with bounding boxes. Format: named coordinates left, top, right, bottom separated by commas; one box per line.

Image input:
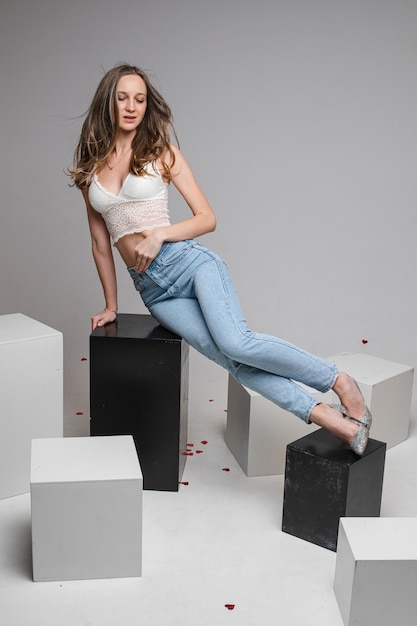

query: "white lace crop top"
left=88, top=162, right=170, bottom=244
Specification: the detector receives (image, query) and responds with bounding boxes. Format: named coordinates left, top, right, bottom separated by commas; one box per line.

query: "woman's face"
left=116, top=74, right=147, bottom=132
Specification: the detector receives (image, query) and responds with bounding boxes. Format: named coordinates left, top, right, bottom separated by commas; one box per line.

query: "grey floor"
left=1, top=393, right=416, bottom=626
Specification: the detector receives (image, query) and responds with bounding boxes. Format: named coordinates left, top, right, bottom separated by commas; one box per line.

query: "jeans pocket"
left=154, top=241, right=193, bottom=267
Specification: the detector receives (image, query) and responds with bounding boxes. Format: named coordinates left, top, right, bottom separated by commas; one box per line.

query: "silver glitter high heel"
left=331, top=403, right=373, bottom=429
left=348, top=416, right=371, bottom=456
left=353, top=405, right=372, bottom=429
left=329, top=403, right=372, bottom=455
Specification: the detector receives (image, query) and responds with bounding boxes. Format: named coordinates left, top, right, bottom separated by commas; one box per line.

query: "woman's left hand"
left=134, top=230, right=164, bottom=273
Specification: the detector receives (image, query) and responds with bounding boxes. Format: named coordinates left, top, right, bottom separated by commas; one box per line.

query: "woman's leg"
left=128, top=245, right=369, bottom=450
left=310, top=402, right=359, bottom=444
left=191, top=257, right=370, bottom=448
left=150, top=296, right=368, bottom=449
left=136, top=241, right=335, bottom=395
left=190, top=254, right=337, bottom=392
left=150, top=296, right=323, bottom=422
left=150, top=293, right=368, bottom=428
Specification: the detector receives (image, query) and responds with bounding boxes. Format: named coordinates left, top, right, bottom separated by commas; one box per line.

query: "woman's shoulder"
left=158, top=144, right=181, bottom=164
left=157, top=144, right=189, bottom=177
left=150, top=145, right=182, bottom=182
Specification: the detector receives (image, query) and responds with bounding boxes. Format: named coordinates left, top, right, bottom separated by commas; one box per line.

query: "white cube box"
left=225, top=374, right=333, bottom=476
left=327, top=352, right=413, bottom=448
left=0, top=313, right=63, bottom=499
left=31, top=436, right=142, bottom=582
left=334, top=517, right=417, bottom=626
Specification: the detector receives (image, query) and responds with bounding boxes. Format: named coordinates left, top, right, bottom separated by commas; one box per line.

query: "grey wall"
left=1, top=0, right=416, bottom=435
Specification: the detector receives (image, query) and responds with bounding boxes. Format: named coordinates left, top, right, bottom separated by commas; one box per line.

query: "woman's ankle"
left=310, top=402, right=357, bottom=444
left=332, top=372, right=366, bottom=420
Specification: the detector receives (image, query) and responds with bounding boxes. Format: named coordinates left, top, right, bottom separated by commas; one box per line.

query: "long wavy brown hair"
left=69, top=64, right=177, bottom=189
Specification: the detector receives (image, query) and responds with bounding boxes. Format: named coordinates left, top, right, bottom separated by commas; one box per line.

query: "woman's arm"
left=82, top=188, right=118, bottom=330
left=161, top=145, right=217, bottom=239
left=133, top=145, right=217, bottom=272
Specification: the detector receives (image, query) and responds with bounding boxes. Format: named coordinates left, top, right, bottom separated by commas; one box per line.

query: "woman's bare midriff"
left=114, top=231, right=149, bottom=268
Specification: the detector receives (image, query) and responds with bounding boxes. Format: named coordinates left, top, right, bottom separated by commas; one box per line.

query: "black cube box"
left=282, top=428, right=386, bottom=551
left=90, top=313, right=189, bottom=491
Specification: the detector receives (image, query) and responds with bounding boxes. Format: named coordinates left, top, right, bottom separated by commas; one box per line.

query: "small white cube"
left=327, top=352, right=413, bottom=448
left=225, top=374, right=332, bottom=476
left=0, top=313, right=63, bottom=499
left=334, top=517, right=417, bottom=626
left=31, top=436, right=142, bottom=581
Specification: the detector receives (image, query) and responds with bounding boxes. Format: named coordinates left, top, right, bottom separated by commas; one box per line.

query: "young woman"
left=70, top=63, right=372, bottom=455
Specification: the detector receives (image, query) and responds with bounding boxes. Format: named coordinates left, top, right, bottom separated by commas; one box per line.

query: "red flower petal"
left=362, top=339, right=368, bottom=344
left=80, top=357, right=88, bottom=361
left=179, top=481, right=189, bottom=486
left=76, top=412, right=84, bottom=415
left=222, top=468, right=230, bottom=472
left=196, top=450, right=203, bottom=454
left=201, top=440, right=208, bottom=445
left=209, top=399, right=214, bottom=402
left=187, top=443, right=194, bottom=447
left=225, top=604, right=235, bottom=610
left=186, top=452, right=194, bottom=456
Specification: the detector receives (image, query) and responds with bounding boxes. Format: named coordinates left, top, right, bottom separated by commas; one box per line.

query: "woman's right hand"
left=91, top=308, right=117, bottom=331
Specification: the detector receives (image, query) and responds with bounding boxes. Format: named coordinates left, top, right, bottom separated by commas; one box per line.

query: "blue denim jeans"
left=127, top=240, right=337, bottom=422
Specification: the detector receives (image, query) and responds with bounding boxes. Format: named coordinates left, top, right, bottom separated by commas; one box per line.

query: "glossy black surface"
left=90, top=314, right=189, bottom=491
left=282, top=428, right=386, bottom=551
left=91, top=312, right=181, bottom=341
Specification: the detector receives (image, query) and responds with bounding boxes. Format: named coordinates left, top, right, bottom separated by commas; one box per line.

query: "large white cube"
left=225, top=374, right=332, bottom=476
left=0, top=313, right=63, bottom=499
left=31, top=436, right=142, bottom=582
left=334, top=517, right=417, bottom=626
left=327, top=352, right=413, bottom=448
